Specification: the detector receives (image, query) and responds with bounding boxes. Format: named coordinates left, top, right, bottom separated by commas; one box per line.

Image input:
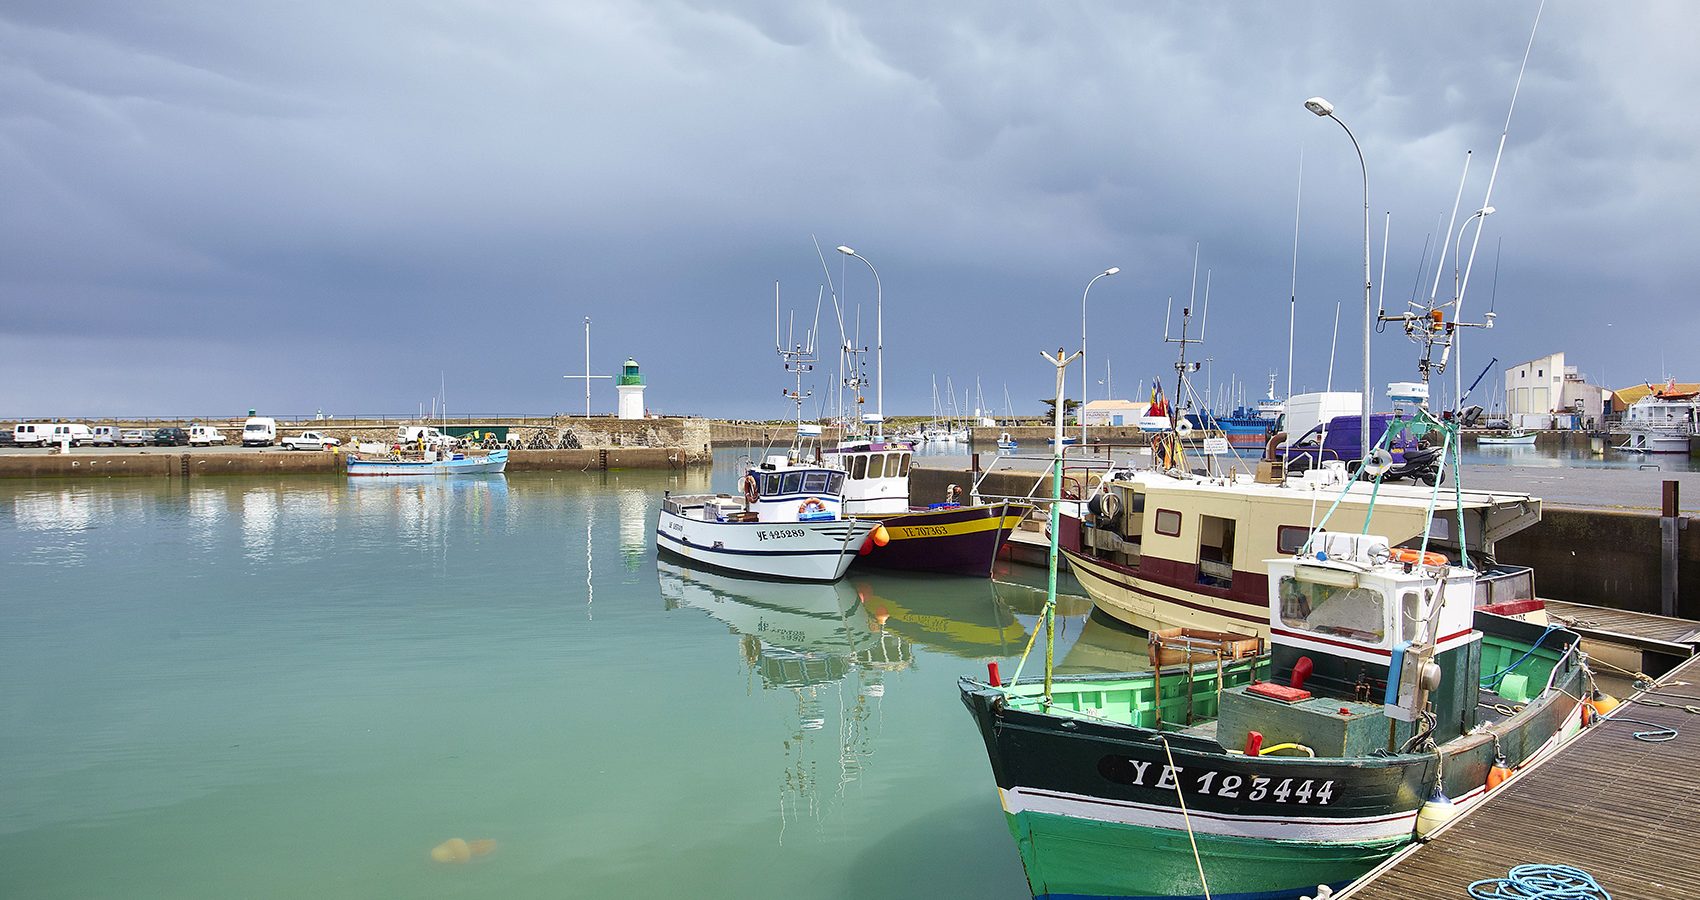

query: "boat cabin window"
left=868, top=454, right=886, bottom=479
left=1277, top=525, right=1311, bottom=554
left=1154, top=509, right=1182, bottom=537
left=762, top=474, right=782, bottom=495
left=1278, top=576, right=1387, bottom=644
left=895, top=452, right=911, bottom=477
left=802, top=471, right=831, bottom=494
left=1198, top=515, right=1236, bottom=588
left=829, top=472, right=844, bottom=493
left=781, top=472, right=804, bottom=494
left=850, top=455, right=867, bottom=480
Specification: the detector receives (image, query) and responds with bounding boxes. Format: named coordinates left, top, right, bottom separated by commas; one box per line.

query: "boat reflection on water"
left=657, top=560, right=911, bottom=837
left=1055, top=609, right=1156, bottom=674
left=849, top=575, right=1035, bottom=660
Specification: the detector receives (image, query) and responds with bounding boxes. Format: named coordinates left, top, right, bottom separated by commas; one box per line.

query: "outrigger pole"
left=1040, top=345, right=1080, bottom=702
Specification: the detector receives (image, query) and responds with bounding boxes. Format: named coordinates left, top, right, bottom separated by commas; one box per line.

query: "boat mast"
left=1039, top=345, right=1080, bottom=703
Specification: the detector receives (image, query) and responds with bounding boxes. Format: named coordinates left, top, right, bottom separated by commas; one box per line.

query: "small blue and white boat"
left=345, top=448, right=508, bottom=476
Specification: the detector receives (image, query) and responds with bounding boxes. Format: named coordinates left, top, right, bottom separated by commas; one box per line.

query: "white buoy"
left=1414, top=788, right=1457, bottom=838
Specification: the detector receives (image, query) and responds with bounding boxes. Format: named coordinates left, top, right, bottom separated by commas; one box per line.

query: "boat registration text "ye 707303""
left=1100, top=757, right=1337, bottom=805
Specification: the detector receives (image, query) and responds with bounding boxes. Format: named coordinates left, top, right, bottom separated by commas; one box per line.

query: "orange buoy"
left=1580, top=701, right=1594, bottom=727
left=1487, top=757, right=1514, bottom=790
left=871, top=524, right=890, bottom=547
left=1589, top=690, right=1620, bottom=716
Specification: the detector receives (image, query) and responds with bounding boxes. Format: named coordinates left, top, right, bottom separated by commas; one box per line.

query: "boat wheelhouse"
left=1620, top=389, right=1699, bottom=453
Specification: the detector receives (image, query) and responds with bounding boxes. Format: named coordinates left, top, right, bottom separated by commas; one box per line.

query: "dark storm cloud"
left=2, top=1, right=1694, bottom=418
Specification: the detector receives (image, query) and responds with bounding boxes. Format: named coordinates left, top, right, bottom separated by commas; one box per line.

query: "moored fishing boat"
left=960, top=404, right=1595, bottom=899
left=1475, top=429, right=1537, bottom=445
left=823, top=426, right=1033, bottom=578
left=344, top=446, right=508, bottom=476
left=656, top=433, right=878, bottom=582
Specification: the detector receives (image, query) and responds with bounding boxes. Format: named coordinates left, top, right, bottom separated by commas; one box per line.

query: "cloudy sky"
left=3, top=1, right=1695, bottom=420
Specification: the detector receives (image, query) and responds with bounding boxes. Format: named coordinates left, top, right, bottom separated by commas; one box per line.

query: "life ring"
left=741, top=475, right=760, bottom=506
left=1265, top=431, right=1287, bottom=461
left=798, top=497, right=828, bottom=517
left=1390, top=547, right=1449, bottom=567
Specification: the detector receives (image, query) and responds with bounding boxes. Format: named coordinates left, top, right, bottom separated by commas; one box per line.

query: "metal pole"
left=1080, top=268, right=1118, bottom=445
left=1325, top=114, right=1373, bottom=464
left=584, top=317, right=592, bottom=418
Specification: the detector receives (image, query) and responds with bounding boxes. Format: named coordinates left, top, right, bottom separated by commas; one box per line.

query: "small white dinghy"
left=656, top=435, right=880, bottom=583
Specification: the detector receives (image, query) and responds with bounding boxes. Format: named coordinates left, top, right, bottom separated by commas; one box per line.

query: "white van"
left=397, top=425, right=460, bottom=448
left=36, top=423, right=95, bottom=446
left=241, top=417, right=278, bottom=447
left=91, top=426, right=120, bottom=446
left=13, top=423, right=50, bottom=446
left=189, top=425, right=226, bottom=446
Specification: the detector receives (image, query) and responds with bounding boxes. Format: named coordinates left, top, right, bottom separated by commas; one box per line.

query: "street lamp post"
left=836, top=246, right=883, bottom=435
left=1453, top=206, right=1495, bottom=408
left=1305, top=96, right=1372, bottom=463
left=1080, top=267, right=1120, bottom=444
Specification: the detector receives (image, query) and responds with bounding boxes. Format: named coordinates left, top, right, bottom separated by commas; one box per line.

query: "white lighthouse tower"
left=616, top=358, right=646, bottom=419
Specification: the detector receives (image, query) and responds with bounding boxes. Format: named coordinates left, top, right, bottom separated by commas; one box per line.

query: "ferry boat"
left=344, top=447, right=508, bottom=476
left=656, top=430, right=878, bottom=583
left=960, top=403, right=1596, bottom=900
left=1620, top=381, right=1699, bottom=453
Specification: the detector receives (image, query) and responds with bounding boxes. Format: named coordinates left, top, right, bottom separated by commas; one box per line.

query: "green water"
left=0, top=463, right=1134, bottom=898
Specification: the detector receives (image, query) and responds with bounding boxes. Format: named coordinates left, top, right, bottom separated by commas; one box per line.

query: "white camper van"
left=189, top=425, right=226, bottom=446
left=241, top=417, right=278, bottom=447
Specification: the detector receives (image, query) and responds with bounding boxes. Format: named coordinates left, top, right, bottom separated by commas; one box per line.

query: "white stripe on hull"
left=655, top=509, right=875, bottom=582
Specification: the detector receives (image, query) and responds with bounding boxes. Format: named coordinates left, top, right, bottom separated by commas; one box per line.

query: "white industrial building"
left=1504, top=352, right=1608, bottom=430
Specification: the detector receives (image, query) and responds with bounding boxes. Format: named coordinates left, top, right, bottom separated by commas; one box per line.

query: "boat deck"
left=1338, top=651, right=1700, bottom=900
left=1542, top=599, right=1700, bottom=677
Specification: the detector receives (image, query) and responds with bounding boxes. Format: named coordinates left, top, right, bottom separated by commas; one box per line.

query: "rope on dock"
left=1466, top=863, right=1611, bottom=898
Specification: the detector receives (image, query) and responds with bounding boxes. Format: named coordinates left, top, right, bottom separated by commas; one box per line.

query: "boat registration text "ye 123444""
left=1099, top=756, right=1337, bottom=805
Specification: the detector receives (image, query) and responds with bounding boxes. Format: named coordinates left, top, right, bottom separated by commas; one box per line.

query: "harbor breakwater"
left=912, top=464, right=1700, bottom=618
left=0, top=447, right=705, bottom=479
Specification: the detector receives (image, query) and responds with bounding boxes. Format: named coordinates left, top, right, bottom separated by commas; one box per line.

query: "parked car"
left=282, top=431, right=342, bottom=451
left=153, top=427, right=189, bottom=446
left=12, top=423, right=50, bottom=446
left=47, top=424, right=95, bottom=446
left=119, top=429, right=152, bottom=446
left=91, top=426, right=120, bottom=446
left=188, top=425, right=226, bottom=446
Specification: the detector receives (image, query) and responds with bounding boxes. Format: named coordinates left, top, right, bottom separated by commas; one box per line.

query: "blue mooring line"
left=1466, top=863, right=1611, bottom=899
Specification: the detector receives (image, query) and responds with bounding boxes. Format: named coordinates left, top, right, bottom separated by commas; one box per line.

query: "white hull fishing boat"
left=345, top=447, right=508, bottom=476
left=1476, top=429, right=1537, bottom=445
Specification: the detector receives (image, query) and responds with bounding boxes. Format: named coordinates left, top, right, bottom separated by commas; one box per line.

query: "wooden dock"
left=1543, top=599, right=1700, bottom=678
left=1338, top=651, right=1700, bottom=899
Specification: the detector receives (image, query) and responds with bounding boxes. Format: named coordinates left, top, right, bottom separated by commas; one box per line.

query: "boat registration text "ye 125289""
left=755, top=528, right=805, bottom=541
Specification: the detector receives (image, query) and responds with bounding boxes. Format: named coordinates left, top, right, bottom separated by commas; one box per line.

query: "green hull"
left=1009, top=809, right=1400, bottom=900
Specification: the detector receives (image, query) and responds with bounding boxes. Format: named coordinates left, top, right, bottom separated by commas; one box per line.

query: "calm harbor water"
left=0, top=457, right=1128, bottom=899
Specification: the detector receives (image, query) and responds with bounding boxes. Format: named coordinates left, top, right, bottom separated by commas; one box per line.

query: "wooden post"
left=1662, top=480, right=1683, bottom=617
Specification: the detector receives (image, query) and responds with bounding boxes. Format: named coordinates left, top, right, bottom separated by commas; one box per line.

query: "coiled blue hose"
left=1467, top=863, right=1611, bottom=899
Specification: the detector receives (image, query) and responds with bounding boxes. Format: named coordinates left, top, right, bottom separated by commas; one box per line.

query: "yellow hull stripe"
left=881, top=514, right=1027, bottom=542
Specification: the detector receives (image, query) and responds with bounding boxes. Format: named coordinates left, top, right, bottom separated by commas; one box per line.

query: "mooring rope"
left=1158, top=735, right=1212, bottom=900
left=1466, top=862, right=1611, bottom=899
